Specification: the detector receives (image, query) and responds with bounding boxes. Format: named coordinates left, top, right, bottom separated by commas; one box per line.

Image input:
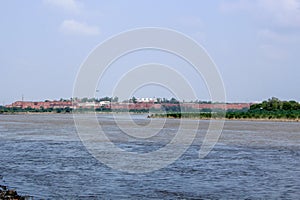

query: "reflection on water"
left=0, top=114, right=299, bottom=199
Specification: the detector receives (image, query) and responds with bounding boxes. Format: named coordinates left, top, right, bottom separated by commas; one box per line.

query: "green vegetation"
left=154, top=112, right=214, bottom=119
left=225, top=110, right=300, bottom=120
left=232, top=97, right=300, bottom=120
left=0, top=106, right=73, bottom=114
left=250, top=97, right=300, bottom=111
left=151, top=97, right=300, bottom=121
left=2, top=97, right=300, bottom=121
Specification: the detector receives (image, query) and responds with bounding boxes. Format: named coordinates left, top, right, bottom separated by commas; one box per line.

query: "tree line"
left=151, top=97, right=300, bottom=120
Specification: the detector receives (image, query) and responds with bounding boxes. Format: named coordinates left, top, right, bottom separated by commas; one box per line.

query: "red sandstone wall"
left=6, top=101, right=250, bottom=111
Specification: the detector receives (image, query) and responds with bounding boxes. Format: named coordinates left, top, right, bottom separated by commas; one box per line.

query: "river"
left=0, top=114, right=299, bottom=199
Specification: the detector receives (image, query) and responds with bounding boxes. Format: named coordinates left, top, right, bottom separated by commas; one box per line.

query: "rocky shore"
left=0, top=185, right=29, bottom=200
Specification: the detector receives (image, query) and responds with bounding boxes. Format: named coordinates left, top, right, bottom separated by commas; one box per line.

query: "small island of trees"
left=226, top=97, right=300, bottom=120
left=152, top=97, right=300, bottom=121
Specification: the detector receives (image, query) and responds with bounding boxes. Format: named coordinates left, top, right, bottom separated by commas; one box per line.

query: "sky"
left=1, top=0, right=300, bottom=104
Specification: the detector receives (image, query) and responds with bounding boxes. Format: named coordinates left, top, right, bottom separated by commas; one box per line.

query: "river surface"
left=0, top=114, right=299, bottom=199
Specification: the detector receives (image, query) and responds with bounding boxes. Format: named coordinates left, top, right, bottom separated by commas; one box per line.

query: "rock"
left=0, top=187, right=28, bottom=200
left=0, top=176, right=31, bottom=200
left=7, top=189, right=17, bottom=196
left=0, top=185, right=6, bottom=191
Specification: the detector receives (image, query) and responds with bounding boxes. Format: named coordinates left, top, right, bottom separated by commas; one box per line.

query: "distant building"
left=6, top=100, right=73, bottom=109
left=99, top=101, right=110, bottom=106
left=136, top=98, right=157, bottom=103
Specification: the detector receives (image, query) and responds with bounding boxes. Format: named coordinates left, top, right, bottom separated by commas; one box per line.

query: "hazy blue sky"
left=1, top=0, right=300, bottom=104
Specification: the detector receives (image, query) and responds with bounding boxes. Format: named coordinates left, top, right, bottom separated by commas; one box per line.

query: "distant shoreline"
left=1, top=111, right=299, bottom=122
left=149, top=113, right=300, bottom=122
left=0, top=111, right=147, bottom=115
left=151, top=116, right=300, bottom=123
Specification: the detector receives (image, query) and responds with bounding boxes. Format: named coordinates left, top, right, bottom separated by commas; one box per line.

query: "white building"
left=136, top=98, right=157, bottom=103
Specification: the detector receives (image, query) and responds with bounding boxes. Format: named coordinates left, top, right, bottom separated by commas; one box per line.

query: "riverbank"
left=150, top=113, right=300, bottom=122
left=0, top=111, right=146, bottom=115
left=1, top=111, right=300, bottom=122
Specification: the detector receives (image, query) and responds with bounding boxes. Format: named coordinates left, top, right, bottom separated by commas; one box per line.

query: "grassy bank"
left=150, top=110, right=300, bottom=122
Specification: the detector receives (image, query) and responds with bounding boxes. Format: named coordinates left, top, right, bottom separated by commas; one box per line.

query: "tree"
left=100, top=96, right=112, bottom=102
left=250, top=103, right=262, bottom=110
left=282, top=101, right=292, bottom=110
left=81, top=97, right=88, bottom=102
left=131, top=96, right=137, bottom=103
left=268, top=97, right=281, bottom=110
left=170, top=97, right=179, bottom=104
left=289, top=100, right=300, bottom=110
left=112, top=96, right=119, bottom=102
